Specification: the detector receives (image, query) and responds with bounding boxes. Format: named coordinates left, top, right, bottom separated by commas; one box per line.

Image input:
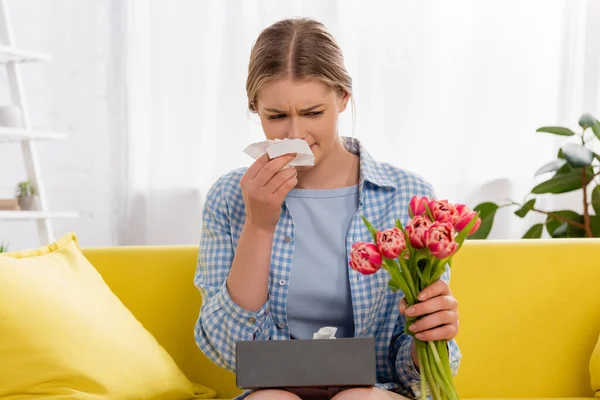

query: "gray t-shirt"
left=285, top=184, right=358, bottom=339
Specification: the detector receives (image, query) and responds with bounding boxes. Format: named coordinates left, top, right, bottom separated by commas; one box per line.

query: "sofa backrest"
left=83, top=239, right=600, bottom=398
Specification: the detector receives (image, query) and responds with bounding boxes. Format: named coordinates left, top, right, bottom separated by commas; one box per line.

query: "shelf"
left=0, top=126, right=66, bottom=142
left=0, top=45, right=52, bottom=64
left=0, top=211, right=78, bottom=220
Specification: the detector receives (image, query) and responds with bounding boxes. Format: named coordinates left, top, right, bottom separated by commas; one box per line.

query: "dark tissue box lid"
left=235, top=337, right=376, bottom=389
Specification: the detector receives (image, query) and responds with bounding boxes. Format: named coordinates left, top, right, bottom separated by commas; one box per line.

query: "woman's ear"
left=338, top=91, right=350, bottom=112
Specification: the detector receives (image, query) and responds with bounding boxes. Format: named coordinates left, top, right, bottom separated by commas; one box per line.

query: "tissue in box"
left=235, top=337, right=376, bottom=389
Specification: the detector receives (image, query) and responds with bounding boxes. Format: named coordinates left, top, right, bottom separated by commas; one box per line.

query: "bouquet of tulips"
left=349, top=196, right=481, bottom=400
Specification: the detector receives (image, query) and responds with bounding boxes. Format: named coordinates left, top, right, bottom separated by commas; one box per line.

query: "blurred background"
left=0, top=0, right=599, bottom=249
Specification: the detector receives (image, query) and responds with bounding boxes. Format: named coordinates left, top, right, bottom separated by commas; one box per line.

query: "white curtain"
left=124, top=0, right=600, bottom=245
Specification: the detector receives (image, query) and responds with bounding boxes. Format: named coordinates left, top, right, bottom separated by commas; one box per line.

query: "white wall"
left=0, top=0, right=127, bottom=250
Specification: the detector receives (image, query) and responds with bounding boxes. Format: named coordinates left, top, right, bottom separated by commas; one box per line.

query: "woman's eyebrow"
left=264, top=104, right=325, bottom=113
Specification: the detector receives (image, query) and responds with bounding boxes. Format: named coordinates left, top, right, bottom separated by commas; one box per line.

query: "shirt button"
left=248, top=317, right=257, bottom=325
left=279, top=279, right=286, bottom=286
left=277, top=322, right=286, bottom=329
left=284, top=236, right=291, bottom=243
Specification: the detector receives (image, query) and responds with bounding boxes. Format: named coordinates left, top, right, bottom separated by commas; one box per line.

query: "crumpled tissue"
left=243, top=138, right=315, bottom=168
left=312, top=326, right=337, bottom=339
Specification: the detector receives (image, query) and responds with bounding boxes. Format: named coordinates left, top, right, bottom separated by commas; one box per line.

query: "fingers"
left=408, top=310, right=457, bottom=334
left=417, top=279, right=450, bottom=301
left=405, top=295, right=457, bottom=317
left=254, top=154, right=297, bottom=186
left=273, top=173, right=299, bottom=202
left=243, top=153, right=270, bottom=183
left=413, top=321, right=458, bottom=342
left=399, top=297, right=408, bottom=315
left=265, top=167, right=297, bottom=194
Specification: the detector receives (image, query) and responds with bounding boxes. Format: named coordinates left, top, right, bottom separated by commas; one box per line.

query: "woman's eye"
left=306, top=111, right=323, bottom=117
left=268, top=114, right=286, bottom=120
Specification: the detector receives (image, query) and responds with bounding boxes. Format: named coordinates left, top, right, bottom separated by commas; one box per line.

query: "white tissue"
left=312, top=326, right=337, bottom=339
left=243, top=138, right=315, bottom=168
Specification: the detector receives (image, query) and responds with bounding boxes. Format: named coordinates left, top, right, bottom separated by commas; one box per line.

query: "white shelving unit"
left=0, top=0, right=77, bottom=244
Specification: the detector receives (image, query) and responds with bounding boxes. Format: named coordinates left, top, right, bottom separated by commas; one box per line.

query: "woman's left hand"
left=399, top=279, right=459, bottom=342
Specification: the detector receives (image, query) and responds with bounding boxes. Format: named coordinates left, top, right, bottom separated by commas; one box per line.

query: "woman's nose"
left=287, top=117, right=303, bottom=139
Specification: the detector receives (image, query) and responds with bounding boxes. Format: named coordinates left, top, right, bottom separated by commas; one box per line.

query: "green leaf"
left=514, top=199, right=536, bottom=218
left=562, top=143, right=594, bottom=167
left=361, top=215, right=378, bottom=243
left=551, top=222, right=569, bottom=238
left=553, top=162, right=573, bottom=177
left=545, top=210, right=584, bottom=238
left=537, top=126, right=576, bottom=136
left=388, top=278, right=400, bottom=292
left=579, top=113, right=596, bottom=129
left=469, top=202, right=499, bottom=240
left=535, top=159, right=567, bottom=176
left=557, top=148, right=566, bottom=159
left=591, top=215, right=600, bottom=238
left=532, top=168, right=592, bottom=194
left=592, top=185, right=600, bottom=215
left=592, top=120, right=600, bottom=141
left=522, top=223, right=543, bottom=239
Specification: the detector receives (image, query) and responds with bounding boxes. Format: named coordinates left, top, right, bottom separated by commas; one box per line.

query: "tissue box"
left=236, top=338, right=376, bottom=389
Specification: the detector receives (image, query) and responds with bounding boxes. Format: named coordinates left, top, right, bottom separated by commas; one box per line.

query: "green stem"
left=419, top=349, right=427, bottom=400
left=398, top=256, right=419, bottom=301
left=428, top=341, right=458, bottom=400
left=436, top=340, right=455, bottom=389
left=418, top=341, right=442, bottom=400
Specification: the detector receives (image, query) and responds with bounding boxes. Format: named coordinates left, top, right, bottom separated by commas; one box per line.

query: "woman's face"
left=256, top=78, right=349, bottom=169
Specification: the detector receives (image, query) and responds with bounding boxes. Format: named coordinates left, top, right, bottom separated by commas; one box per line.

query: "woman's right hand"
left=240, top=153, right=298, bottom=231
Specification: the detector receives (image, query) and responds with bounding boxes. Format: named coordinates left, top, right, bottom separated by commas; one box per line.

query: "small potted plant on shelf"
left=0, top=242, right=8, bottom=253
left=16, top=179, right=38, bottom=211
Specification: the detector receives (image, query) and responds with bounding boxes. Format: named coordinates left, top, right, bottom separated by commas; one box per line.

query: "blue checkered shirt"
left=194, top=138, right=461, bottom=399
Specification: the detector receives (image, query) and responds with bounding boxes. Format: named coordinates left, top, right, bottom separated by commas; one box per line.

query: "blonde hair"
left=246, top=18, right=353, bottom=113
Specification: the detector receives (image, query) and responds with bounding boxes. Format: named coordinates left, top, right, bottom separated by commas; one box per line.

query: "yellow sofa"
left=82, top=239, right=600, bottom=400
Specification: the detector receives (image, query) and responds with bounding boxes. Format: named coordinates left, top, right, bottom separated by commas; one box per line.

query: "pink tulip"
left=376, top=227, right=406, bottom=259
left=405, top=216, right=432, bottom=249
left=349, top=242, right=383, bottom=275
left=425, top=222, right=458, bottom=259
left=428, top=199, right=459, bottom=225
left=409, top=196, right=429, bottom=217
left=454, top=204, right=482, bottom=235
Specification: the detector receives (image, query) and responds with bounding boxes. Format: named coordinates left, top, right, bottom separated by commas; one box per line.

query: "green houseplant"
left=472, top=113, right=600, bottom=239
left=0, top=243, right=8, bottom=253
left=16, top=179, right=38, bottom=211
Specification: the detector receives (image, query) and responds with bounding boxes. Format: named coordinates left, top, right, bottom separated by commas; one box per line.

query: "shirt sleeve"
left=390, top=266, right=462, bottom=397
left=193, top=178, right=275, bottom=371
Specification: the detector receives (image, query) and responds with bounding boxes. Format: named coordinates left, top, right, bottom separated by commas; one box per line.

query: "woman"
left=194, top=18, right=461, bottom=400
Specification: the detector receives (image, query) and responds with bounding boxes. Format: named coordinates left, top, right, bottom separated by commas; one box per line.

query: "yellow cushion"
left=592, top=333, right=600, bottom=397
left=0, top=233, right=216, bottom=399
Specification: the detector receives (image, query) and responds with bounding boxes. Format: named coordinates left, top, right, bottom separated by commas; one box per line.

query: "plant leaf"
left=593, top=120, right=600, bottom=141
left=545, top=210, right=584, bottom=237
left=532, top=168, right=592, bottom=194
left=514, top=199, right=536, bottom=218
left=557, top=149, right=566, bottom=159
left=468, top=202, right=499, bottom=240
left=592, top=185, right=600, bottom=215
left=361, top=215, right=378, bottom=243
left=536, top=126, right=575, bottom=136
left=579, top=113, right=596, bottom=129
left=562, top=143, right=594, bottom=167
left=551, top=222, right=569, bottom=238
left=522, top=223, right=543, bottom=239
left=553, top=162, right=573, bottom=176
left=591, top=215, right=600, bottom=238
left=535, top=159, right=567, bottom=176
